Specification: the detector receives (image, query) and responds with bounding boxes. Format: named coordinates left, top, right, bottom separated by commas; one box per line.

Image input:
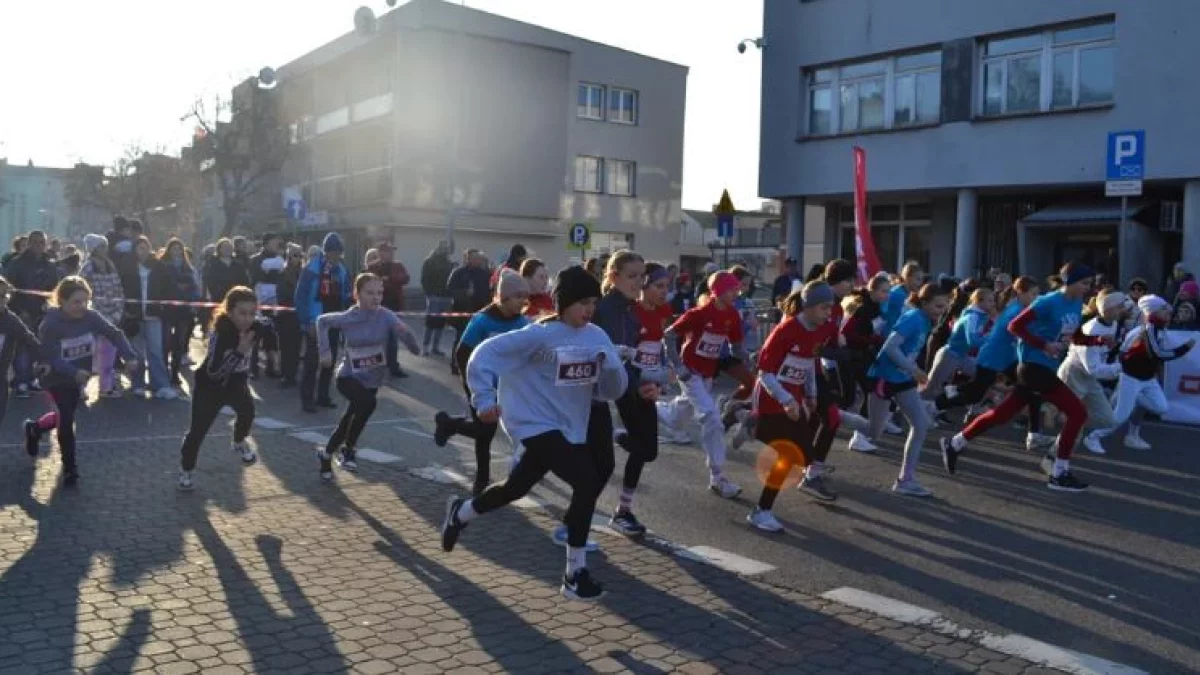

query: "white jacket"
left=1060, top=317, right=1121, bottom=381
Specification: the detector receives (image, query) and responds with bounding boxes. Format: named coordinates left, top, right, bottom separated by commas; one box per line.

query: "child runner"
left=923, top=287, right=995, bottom=404
left=841, top=273, right=891, bottom=453
left=866, top=282, right=949, bottom=497
left=661, top=270, right=746, bottom=498
left=440, top=265, right=627, bottom=601
left=941, top=263, right=1103, bottom=492
left=1059, top=290, right=1126, bottom=455
left=177, top=286, right=265, bottom=490
left=24, top=276, right=139, bottom=485
left=520, top=258, right=555, bottom=318
left=1082, top=294, right=1195, bottom=452
left=314, top=273, right=420, bottom=480
left=1, top=277, right=42, bottom=426
left=594, top=253, right=667, bottom=537
left=433, top=270, right=531, bottom=495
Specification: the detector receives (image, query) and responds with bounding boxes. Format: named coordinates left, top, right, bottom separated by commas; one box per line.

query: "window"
left=838, top=202, right=931, bottom=270
left=606, top=159, right=636, bottom=196
left=574, top=156, right=603, bottom=193
left=806, top=50, right=941, bottom=135
left=981, top=19, right=1114, bottom=116
left=608, top=88, right=639, bottom=124
left=577, top=83, right=605, bottom=120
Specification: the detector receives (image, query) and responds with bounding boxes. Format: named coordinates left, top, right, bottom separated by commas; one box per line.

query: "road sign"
left=1106, top=130, right=1145, bottom=197
left=567, top=222, right=591, bottom=249
left=717, top=213, right=734, bottom=239
left=286, top=199, right=306, bottom=221
left=302, top=210, right=328, bottom=228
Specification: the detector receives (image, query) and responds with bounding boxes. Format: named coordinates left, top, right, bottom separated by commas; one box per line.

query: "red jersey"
left=754, top=317, right=837, bottom=416
left=632, top=302, right=673, bottom=370
left=669, top=301, right=744, bottom=378
left=524, top=293, right=555, bottom=317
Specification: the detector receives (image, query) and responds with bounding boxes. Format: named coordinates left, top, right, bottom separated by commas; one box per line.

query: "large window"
left=807, top=50, right=941, bottom=135
left=606, top=159, right=636, bottom=196
left=838, top=203, right=931, bottom=271
left=609, top=88, right=639, bottom=124
left=981, top=19, right=1114, bottom=117
left=574, top=156, right=604, bottom=193
left=577, top=83, right=605, bottom=120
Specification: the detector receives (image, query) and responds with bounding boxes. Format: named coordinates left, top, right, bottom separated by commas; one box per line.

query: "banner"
left=852, top=146, right=883, bottom=282
left=1163, top=330, right=1200, bottom=425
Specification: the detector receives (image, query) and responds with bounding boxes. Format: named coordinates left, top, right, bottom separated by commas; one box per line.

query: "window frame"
left=605, top=159, right=636, bottom=197
left=608, top=87, right=639, bottom=125
left=837, top=203, right=932, bottom=270
left=577, top=83, right=607, bottom=121
left=978, top=19, right=1115, bottom=117
left=805, top=49, right=942, bottom=137
left=574, top=155, right=604, bottom=193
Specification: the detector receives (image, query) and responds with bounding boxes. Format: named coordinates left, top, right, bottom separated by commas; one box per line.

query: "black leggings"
left=48, top=385, right=83, bottom=471
left=447, top=405, right=500, bottom=494
left=326, top=377, right=377, bottom=454
left=937, top=365, right=1043, bottom=433
left=614, top=388, right=658, bottom=490
left=473, top=430, right=604, bottom=548
left=180, top=375, right=255, bottom=471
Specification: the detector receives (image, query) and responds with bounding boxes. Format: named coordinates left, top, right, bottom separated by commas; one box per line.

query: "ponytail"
left=781, top=288, right=804, bottom=317
left=998, top=275, right=1039, bottom=309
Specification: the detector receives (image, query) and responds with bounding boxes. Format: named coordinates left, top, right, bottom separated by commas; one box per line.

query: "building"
left=760, top=0, right=1200, bottom=290
left=0, top=159, right=75, bottom=246
left=681, top=200, right=826, bottom=279
left=271, top=0, right=687, bottom=279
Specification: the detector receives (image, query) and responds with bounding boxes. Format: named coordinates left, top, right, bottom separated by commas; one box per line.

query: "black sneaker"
left=799, top=475, right=837, bottom=502
left=24, top=420, right=41, bottom=458
left=433, top=412, right=454, bottom=448
left=609, top=510, right=647, bottom=536
left=441, top=497, right=468, bottom=552
left=336, top=448, right=358, bottom=472
left=940, top=437, right=959, bottom=475
left=62, top=468, right=79, bottom=486
left=315, top=448, right=333, bottom=480
left=1047, top=471, right=1088, bottom=493
left=562, top=568, right=604, bottom=600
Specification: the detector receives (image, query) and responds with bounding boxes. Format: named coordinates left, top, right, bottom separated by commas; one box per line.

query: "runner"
left=24, top=276, right=139, bottom=485
left=940, top=263, right=1104, bottom=492
left=440, top=265, right=627, bottom=601
left=923, top=287, right=995, bottom=403
left=0, top=276, right=41, bottom=426
left=177, top=287, right=265, bottom=491
left=519, top=258, right=555, bottom=318
left=841, top=272, right=891, bottom=452
left=433, top=270, right=531, bottom=495
left=1059, top=290, right=1126, bottom=455
left=313, top=273, right=420, bottom=480
left=865, top=282, right=949, bottom=496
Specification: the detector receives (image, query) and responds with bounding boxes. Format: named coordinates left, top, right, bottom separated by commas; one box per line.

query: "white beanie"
left=1138, top=294, right=1169, bottom=315
left=83, top=233, right=108, bottom=254
left=1100, top=291, right=1127, bottom=314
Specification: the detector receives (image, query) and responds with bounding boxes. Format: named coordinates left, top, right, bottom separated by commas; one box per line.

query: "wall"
left=0, top=165, right=71, bottom=245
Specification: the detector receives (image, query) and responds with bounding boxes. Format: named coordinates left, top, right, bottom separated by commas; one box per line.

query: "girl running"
left=24, top=276, right=139, bottom=485
left=433, top=270, right=531, bottom=495
left=923, top=287, right=995, bottom=403
left=941, top=263, right=1105, bottom=492
left=520, top=258, right=555, bottom=318
left=440, top=265, right=627, bottom=601
left=841, top=272, right=891, bottom=453
left=314, top=273, right=420, bottom=480
left=177, top=287, right=265, bottom=490
left=1059, top=290, right=1127, bottom=455
left=1, top=276, right=41, bottom=426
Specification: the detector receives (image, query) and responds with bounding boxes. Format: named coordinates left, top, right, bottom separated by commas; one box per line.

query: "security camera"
left=738, top=42, right=747, bottom=54
left=738, top=38, right=766, bottom=54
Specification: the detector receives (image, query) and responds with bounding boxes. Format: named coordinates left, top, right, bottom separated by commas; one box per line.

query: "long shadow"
left=89, top=608, right=152, bottom=674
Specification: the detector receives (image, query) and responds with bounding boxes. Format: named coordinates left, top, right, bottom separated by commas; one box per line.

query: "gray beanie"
left=801, top=280, right=836, bottom=307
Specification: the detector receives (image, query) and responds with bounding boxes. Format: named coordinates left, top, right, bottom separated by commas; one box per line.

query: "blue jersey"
left=976, top=301, right=1023, bottom=372
left=1016, top=290, right=1083, bottom=370
left=868, top=308, right=931, bottom=384
left=947, top=306, right=990, bottom=357
left=460, top=307, right=530, bottom=350
left=883, top=285, right=909, bottom=332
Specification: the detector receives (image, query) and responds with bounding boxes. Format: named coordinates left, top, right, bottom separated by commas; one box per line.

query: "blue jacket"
left=947, top=306, right=990, bottom=357
left=294, top=253, right=351, bottom=328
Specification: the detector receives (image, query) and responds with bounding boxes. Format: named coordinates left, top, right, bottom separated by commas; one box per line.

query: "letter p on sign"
left=1115, top=135, right=1138, bottom=165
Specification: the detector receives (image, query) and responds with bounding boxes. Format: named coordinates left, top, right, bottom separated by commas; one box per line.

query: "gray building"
left=273, top=0, right=687, bottom=279
left=761, top=0, right=1200, bottom=290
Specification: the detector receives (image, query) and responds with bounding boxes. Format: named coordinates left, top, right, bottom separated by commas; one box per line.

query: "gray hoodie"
left=38, top=308, right=136, bottom=389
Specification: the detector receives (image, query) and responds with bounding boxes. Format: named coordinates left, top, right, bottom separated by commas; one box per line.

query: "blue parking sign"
left=1106, top=130, right=1145, bottom=181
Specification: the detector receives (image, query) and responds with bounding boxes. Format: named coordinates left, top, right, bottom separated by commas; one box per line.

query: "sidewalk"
left=0, top=422, right=1058, bottom=675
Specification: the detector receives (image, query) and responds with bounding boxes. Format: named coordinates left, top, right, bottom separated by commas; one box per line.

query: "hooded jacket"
left=294, top=251, right=351, bottom=328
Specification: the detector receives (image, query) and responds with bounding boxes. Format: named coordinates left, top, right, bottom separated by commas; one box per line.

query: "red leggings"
left=961, top=363, right=1086, bottom=459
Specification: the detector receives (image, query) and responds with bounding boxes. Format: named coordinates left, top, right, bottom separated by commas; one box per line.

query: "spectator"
left=1165, top=262, right=1194, bottom=302
left=368, top=240, right=411, bottom=378
left=204, top=238, right=250, bottom=307
left=121, top=236, right=176, bottom=399
left=4, top=230, right=59, bottom=396
left=1, top=235, right=26, bottom=268
left=250, top=233, right=286, bottom=379
left=233, top=236, right=252, bottom=267
left=1173, top=280, right=1200, bottom=330
left=160, top=239, right=202, bottom=387
left=445, top=249, right=491, bottom=375
left=520, top=257, right=554, bottom=317
left=295, top=232, right=351, bottom=412
left=771, top=257, right=803, bottom=307
left=420, top=240, right=454, bottom=357
left=80, top=234, right=126, bottom=398
left=669, top=272, right=694, bottom=315
left=363, top=248, right=380, bottom=270
left=490, top=243, right=527, bottom=289
left=275, top=243, right=305, bottom=388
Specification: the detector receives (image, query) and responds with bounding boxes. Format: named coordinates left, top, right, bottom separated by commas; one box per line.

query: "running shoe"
left=747, top=508, right=783, bottom=532
left=336, top=447, right=358, bottom=472
left=1025, top=432, right=1056, bottom=453
left=892, top=478, right=932, bottom=498
left=23, top=420, right=40, bottom=458
left=551, top=525, right=600, bottom=552
left=1123, top=431, right=1151, bottom=451
left=178, top=471, right=195, bottom=491
left=1082, top=434, right=1106, bottom=455
left=799, top=475, right=837, bottom=502
left=433, top=412, right=454, bottom=448
left=441, top=496, right=468, bottom=552
left=939, top=437, right=960, bottom=475
left=315, top=447, right=333, bottom=481
left=1047, top=471, right=1088, bottom=492
left=608, top=510, right=647, bottom=537
left=234, top=441, right=257, bottom=464
left=848, top=431, right=877, bottom=453
left=561, top=568, right=604, bottom=601
left=709, top=476, right=742, bottom=499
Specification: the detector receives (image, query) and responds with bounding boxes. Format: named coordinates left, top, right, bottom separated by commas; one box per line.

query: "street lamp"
left=737, top=38, right=766, bottom=54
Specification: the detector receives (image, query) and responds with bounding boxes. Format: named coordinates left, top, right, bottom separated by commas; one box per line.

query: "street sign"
left=567, top=222, right=591, bottom=249
left=717, top=213, right=734, bottom=239
left=302, top=210, right=329, bottom=228
left=286, top=198, right=306, bottom=221
left=1105, top=130, right=1145, bottom=197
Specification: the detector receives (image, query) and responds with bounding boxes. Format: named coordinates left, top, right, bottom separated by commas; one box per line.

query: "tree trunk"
left=221, top=198, right=242, bottom=238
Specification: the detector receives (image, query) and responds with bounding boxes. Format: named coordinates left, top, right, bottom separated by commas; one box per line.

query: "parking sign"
left=1105, top=130, right=1145, bottom=197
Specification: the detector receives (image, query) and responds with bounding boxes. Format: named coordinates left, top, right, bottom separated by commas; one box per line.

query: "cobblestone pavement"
left=0, top=379, right=1065, bottom=674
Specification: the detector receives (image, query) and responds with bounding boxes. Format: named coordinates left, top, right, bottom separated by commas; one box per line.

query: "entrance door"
left=1053, top=230, right=1114, bottom=272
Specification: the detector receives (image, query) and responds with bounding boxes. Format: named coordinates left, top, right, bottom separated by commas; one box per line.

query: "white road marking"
left=289, top=431, right=328, bottom=445
left=676, top=546, right=776, bottom=576
left=409, top=465, right=470, bottom=486
left=253, top=417, right=293, bottom=430
left=387, top=423, right=476, bottom=451
left=513, top=495, right=547, bottom=509
left=820, top=587, right=1148, bottom=675
left=354, top=448, right=401, bottom=464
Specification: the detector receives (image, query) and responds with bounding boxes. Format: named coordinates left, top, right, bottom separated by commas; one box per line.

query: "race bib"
left=61, top=333, right=94, bottom=361
left=695, top=332, right=726, bottom=360
left=555, top=347, right=599, bottom=387
left=255, top=283, right=278, bottom=306
left=633, top=341, right=663, bottom=369
left=777, top=354, right=814, bottom=386
left=347, top=344, right=385, bottom=372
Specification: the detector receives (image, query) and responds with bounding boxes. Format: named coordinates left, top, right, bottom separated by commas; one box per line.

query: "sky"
left=0, top=0, right=764, bottom=211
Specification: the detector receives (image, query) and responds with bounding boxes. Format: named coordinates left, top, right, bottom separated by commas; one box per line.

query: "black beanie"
left=824, top=259, right=856, bottom=287
left=553, top=265, right=602, bottom=313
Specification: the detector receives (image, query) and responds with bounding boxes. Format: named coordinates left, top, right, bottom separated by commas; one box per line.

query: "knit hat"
left=83, top=233, right=108, bottom=254
left=496, top=269, right=530, bottom=299
left=322, top=232, right=344, bottom=254
left=1100, top=291, right=1127, bottom=314
left=801, top=280, right=836, bottom=307
left=1138, top=294, right=1169, bottom=315
left=1062, top=263, right=1094, bottom=286
left=708, top=271, right=740, bottom=298
left=553, top=265, right=602, bottom=312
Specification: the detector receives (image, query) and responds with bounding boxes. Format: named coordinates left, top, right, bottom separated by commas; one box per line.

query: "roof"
left=278, top=0, right=686, bottom=80
left=1020, top=202, right=1150, bottom=227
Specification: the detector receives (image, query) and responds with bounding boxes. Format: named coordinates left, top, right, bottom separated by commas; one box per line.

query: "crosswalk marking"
left=253, top=417, right=293, bottom=430
left=675, top=546, right=776, bottom=576
left=289, top=431, right=328, bottom=445
left=355, top=448, right=401, bottom=464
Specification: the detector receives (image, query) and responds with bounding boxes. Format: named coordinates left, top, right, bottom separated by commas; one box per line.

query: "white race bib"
left=633, top=341, right=663, bottom=369
left=554, top=347, right=599, bottom=387
left=61, top=333, right=94, bottom=362
left=777, top=354, right=815, bottom=386
left=255, top=283, right=278, bottom=305
left=347, top=344, right=385, bottom=373
left=695, top=332, right=726, bottom=360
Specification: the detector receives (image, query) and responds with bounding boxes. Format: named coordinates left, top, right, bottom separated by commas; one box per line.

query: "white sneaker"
left=709, top=475, right=742, bottom=499
left=848, top=431, right=877, bottom=453
left=234, top=441, right=257, bottom=464
left=747, top=508, right=783, bottom=532
left=155, top=387, right=179, bottom=400
left=1025, top=432, right=1055, bottom=452
left=892, top=478, right=933, bottom=498
left=884, top=419, right=904, bottom=435
left=178, top=471, right=194, bottom=491
left=1123, top=432, right=1151, bottom=451
left=1082, top=434, right=1106, bottom=455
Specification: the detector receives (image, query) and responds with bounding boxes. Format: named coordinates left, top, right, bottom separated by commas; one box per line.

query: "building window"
left=981, top=19, right=1114, bottom=117
left=577, top=83, right=606, bottom=120
left=574, top=156, right=604, bottom=193
left=806, top=50, right=941, bottom=136
left=838, top=203, right=931, bottom=271
left=608, top=88, right=639, bottom=124
left=606, top=159, right=636, bottom=196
